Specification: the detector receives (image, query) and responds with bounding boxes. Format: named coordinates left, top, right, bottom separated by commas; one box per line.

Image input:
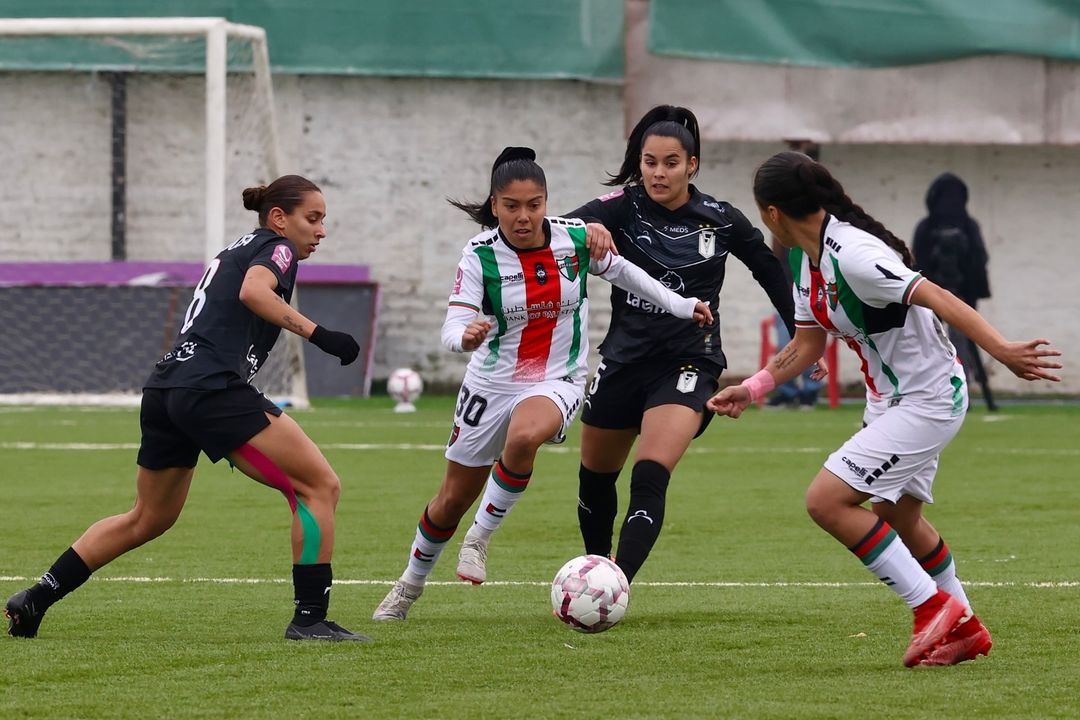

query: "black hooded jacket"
left=912, top=173, right=991, bottom=304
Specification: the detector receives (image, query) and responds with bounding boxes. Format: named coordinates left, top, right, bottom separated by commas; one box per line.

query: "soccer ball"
left=387, top=368, right=423, bottom=412
left=550, top=554, right=630, bottom=633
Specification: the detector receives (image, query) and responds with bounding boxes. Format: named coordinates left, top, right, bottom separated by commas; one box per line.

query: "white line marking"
left=1, top=575, right=1076, bottom=588
left=4, top=441, right=1079, bottom=458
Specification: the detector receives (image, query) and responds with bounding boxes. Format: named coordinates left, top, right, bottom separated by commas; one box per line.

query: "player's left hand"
left=809, top=356, right=829, bottom=381
left=997, top=339, right=1063, bottom=382
left=692, top=301, right=714, bottom=327
left=585, top=223, right=616, bottom=261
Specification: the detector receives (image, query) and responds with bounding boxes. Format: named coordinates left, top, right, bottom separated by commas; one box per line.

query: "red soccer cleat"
left=920, top=613, right=993, bottom=666
left=903, top=589, right=967, bottom=667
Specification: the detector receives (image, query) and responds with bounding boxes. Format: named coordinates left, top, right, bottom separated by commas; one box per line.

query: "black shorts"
left=581, top=357, right=723, bottom=438
left=137, top=383, right=282, bottom=469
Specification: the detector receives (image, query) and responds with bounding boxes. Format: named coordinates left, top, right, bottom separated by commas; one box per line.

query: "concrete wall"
left=1, top=73, right=1075, bottom=394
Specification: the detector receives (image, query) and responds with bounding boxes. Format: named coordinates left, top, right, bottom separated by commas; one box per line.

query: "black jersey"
left=145, top=228, right=299, bottom=390
left=568, top=184, right=794, bottom=366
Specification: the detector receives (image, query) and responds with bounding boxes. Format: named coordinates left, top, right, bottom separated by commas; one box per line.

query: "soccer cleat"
left=456, top=530, right=490, bottom=585
left=920, top=613, right=993, bottom=666
left=372, top=580, right=423, bottom=621
left=5, top=589, right=46, bottom=639
left=284, top=619, right=371, bottom=642
left=903, top=589, right=967, bottom=667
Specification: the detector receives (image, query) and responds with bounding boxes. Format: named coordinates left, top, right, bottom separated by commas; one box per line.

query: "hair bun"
left=492, top=146, right=536, bottom=172
left=242, top=185, right=268, bottom=211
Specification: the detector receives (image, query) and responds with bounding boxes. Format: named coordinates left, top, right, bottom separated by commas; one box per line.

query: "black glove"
left=310, top=325, right=360, bottom=366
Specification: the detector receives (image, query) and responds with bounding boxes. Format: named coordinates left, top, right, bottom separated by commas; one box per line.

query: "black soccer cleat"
left=284, top=619, right=371, bottom=642
left=5, top=589, right=46, bottom=639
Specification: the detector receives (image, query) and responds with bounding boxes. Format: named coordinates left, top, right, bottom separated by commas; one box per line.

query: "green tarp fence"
left=0, top=0, right=624, bottom=79
left=649, top=0, right=1080, bottom=68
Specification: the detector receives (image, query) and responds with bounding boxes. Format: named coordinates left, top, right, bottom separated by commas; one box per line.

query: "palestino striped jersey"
left=791, top=215, right=966, bottom=417
left=447, top=216, right=695, bottom=391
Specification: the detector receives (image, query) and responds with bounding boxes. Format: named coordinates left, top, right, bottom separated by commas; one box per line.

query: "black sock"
left=26, top=547, right=92, bottom=612
left=615, top=460, right=670, bottom=583
left=578, top=464, right=621, bottom=557
left=292, top=563, right=332, bottom=626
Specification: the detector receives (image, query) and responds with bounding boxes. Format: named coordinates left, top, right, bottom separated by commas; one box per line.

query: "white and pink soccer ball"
left=551, top=554, right=630, bottom=633
left=387, top=368, right=423, bottom=412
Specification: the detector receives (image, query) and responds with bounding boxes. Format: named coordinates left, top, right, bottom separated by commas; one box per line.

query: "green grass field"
left=1, top=400, right=1078, bottom=719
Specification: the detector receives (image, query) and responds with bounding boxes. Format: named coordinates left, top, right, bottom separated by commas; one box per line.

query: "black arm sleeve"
left=727, top=207, right=796, bottom=337
left=564, top=191, right=629, bottom=230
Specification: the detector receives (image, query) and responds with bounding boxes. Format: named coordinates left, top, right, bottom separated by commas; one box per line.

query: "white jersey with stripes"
left=444, top=217, right=698, bottom=392
left=791, top=215, right=965, bottom=417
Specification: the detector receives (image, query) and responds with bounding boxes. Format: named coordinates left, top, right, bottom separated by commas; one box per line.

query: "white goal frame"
left=0, top=16, right=281, bottom=264
left=0, top=17, right=310, bottom=408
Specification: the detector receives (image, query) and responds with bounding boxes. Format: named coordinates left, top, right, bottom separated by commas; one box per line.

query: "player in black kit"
left=567, top=106, right=797, bottom=582
left=5, top=175, right=367, bottom=642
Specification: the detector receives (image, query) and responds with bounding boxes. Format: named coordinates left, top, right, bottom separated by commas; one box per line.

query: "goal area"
left=0, top=17, right=312, bottom=406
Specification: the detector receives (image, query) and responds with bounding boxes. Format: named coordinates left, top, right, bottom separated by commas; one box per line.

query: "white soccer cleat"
left=456, top=530, right=490, bottom=585
left=372, top=579, right=423, bottom=621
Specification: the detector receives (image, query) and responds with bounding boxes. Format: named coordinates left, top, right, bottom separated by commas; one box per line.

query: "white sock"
left=851, top=520, right=936, bottom=608
left=472, top=460, right=531, bottom=533
left=919, top=538, right=972, bottom=612
left=402, top=508, right=456, bottom=586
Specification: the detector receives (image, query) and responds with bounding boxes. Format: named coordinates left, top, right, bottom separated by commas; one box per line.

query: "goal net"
left=0, top=18, right=309, bottom=407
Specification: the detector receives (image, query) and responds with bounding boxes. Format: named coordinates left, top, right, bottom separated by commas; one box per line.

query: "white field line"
left=4, top=441, right=1080, bottom=457
left=0, top=575, right=1076, bottom=589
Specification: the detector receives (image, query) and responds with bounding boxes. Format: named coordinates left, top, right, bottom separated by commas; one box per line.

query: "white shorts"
left=824, top=400, right=966, bottom=504
left=444, top=377, right=585, bottom=467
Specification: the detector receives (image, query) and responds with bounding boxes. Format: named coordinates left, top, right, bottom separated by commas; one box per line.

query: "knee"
left=629, top=460, right=670, bottom=499
left=309, top=470, right=341, bottom=507
left=805, top=486, right=838, bottom=529
left=502, top=427, right=546, bottom=463
left=131, top=510, right=178, bottom=543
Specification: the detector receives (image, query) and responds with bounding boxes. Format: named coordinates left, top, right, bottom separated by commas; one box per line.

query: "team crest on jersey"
left=453, top=266, right=464, bottom=294
left=676, top=367, right=699, bottom=394
left=448, top=424, right=460, bottom=447
left=827, top=281, right=839, bottom=310
left=534, top=262, right=548, bottom=285
left=557, top=255, right=580, bottom=280
left=272, top=244, right=293, bottom=273
left=698, top=228, right=716, bottom=258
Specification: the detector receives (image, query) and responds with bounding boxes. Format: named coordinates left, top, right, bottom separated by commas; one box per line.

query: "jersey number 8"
left=180, top=259, right=221, bottom=334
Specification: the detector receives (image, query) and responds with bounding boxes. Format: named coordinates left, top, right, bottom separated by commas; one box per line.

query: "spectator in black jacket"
left=913, top=173, right=996, bottom=410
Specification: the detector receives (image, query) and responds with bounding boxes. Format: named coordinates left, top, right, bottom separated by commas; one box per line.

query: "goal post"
left=0, top=17, right=309, bottom=407
left=0, top=16, right=281, bottom=263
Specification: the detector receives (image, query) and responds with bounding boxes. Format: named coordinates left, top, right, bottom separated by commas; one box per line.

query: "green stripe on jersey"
left=831, top=256, right=901, bottom=395
left=565, top=225, right=590, bottom=375
left=788, top=247, right=804, bottom=287
left=475, top=245, right=506, bottom=369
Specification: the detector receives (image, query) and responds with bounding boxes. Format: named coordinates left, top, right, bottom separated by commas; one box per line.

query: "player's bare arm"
left=239, top=265, right=316, bottom=338
left=708, top=326, right=827, bottom=418
left=910, top=280, right=1062, bottom=382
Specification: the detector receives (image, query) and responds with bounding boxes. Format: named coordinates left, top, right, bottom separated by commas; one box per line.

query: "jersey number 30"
left=180, top=259, right=221, bottom=334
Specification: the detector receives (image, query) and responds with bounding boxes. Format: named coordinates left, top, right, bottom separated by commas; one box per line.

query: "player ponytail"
left=449, top=146, right=547, bottom=228
left=242, top=175, right=321, bottom=227
left=606, top=105, right=701, bottom=187
left=754, top=151, right=913, bottom=267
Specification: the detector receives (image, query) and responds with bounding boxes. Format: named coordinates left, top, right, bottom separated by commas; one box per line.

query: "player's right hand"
left=706, top=385, right=752, bottom=418
left=692, top=301, right=714, bottom=327
left=310, top=325, right=361, bottom=365
left=461, top=318, right=493, bottom=352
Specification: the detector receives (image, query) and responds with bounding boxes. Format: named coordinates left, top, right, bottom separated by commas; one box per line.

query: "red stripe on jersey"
left=809, top=267, right=881, bottom=397
left=513, top=247, right=561, bottom=382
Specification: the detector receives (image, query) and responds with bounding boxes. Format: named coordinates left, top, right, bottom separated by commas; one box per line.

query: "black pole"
left=108, top=71, right=128, bottom=261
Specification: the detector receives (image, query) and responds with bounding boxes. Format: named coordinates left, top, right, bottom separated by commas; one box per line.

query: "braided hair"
left=606, top=105, right=701, bottom=187
left=449, top=146, right=547, bottom=228
left=753, top=151, right=913, bottom=267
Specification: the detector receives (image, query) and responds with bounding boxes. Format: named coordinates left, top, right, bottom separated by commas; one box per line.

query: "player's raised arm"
left=908, top=280, right=1062, bottom=382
